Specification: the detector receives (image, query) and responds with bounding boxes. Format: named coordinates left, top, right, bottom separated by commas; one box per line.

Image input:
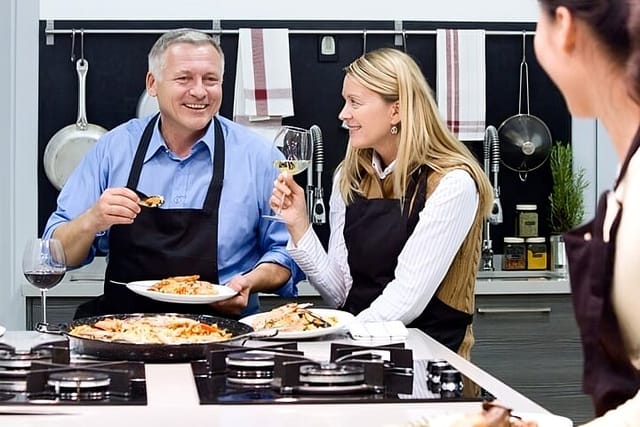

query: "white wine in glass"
left=22, top=238, right=66, bottom=325
left=264, top=126, right=313, bottom=222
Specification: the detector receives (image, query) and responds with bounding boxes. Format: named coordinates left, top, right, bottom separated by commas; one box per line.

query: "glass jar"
left=502, top=237, right=526, bottom=270
left=526, top=237, right=547, bottom=270
left=515, top=204, right=539, bottom=237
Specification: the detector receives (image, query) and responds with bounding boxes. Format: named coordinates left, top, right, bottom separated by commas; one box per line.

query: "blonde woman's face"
left=339, top=75, right=399, bottom=156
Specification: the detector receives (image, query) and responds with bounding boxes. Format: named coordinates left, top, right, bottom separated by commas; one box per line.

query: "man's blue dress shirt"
left=43, top=115, right=303, bottom=315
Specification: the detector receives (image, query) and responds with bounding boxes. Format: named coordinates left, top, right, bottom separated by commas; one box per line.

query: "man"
left=43, top=28, right=303, bottom=318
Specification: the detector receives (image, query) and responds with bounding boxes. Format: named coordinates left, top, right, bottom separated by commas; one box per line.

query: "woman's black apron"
left=342, top=167, right=472, bottom=352
left=564, top=129, right=640, bottom=416
left=74, top=115, right=226, bottom=318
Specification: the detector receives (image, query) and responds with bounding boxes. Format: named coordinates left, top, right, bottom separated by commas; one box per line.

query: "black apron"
left=74, top=115, right=226, bottom=318
left=342, top=167, right=472, bottom=352
left=564, top=128, right=640, bottom=416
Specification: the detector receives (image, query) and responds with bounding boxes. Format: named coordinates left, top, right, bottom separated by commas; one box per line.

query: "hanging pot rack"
left=44, top=20, right=534, bottom=45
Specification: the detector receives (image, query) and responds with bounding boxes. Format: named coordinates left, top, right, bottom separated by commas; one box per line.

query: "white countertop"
left=21, top=257, right=571, bottom=298
left=0, top=329, right=572, bottom=426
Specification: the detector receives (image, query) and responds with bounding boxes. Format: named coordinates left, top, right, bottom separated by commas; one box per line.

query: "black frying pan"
left=39, top=313, right=254, bottom=362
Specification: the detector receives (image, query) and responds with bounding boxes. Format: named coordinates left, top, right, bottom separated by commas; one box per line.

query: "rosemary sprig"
left=548, top=141, right=589, bottom=233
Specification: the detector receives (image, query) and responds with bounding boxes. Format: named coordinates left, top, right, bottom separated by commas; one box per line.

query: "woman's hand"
left=270, top=173, right=311, bottom=243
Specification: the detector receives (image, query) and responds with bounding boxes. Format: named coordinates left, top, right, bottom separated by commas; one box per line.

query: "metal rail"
left=44, top=28, right=535, bottom=36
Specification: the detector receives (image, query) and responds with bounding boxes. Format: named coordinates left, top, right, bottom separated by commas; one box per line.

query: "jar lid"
left=516, top=204, right=537, bottom=210
left=526, top=237, right=546, bottom=243
left=504, top=237, right=525, bottom=243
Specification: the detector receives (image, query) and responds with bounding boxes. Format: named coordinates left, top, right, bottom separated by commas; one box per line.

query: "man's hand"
left=209, top=275, right=251, bottom=317
left=53, top=187, right=143, bottom=266
left=86, top=187, right=142, bottom=233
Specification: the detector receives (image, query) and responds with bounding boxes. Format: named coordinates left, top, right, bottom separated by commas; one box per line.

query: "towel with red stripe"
left=233, top=28, right=294, bottom=124
left=436, top=29, right=486, bottom=142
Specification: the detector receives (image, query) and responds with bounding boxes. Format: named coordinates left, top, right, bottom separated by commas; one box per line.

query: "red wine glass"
left=22, top=238, right=66, bottom=325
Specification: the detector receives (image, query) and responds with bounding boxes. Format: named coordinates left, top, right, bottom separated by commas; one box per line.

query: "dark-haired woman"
left=533, top=0, right=640, bottom=424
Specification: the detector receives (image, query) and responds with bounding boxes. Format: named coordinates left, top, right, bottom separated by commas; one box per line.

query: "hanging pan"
left=498, top=32, right=552, bottom=182
left=44, top=31, right=107, bottom=190
left=136, top=89, right=160, bottom=118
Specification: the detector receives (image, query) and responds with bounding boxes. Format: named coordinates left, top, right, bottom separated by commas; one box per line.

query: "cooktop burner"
left=191, top=342, right=494, bottom=404
left=0, top=332, right=147, bottom=405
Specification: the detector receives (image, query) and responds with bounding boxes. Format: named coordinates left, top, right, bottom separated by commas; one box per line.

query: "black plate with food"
left=38, top=313, right=254, bottom=362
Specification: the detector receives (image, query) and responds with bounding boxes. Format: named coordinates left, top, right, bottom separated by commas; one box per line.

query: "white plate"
left=0, top=325, right=5, bottom=337
left=126, top=280, right=237, bottom=304
left=240, top=308, right=355, bottom=340
left=418, top=411, right=573, bottom=427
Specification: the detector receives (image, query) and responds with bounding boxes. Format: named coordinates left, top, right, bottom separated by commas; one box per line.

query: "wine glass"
left=263, top=125, right=313, bottom=222
left=22, top=238, right=66, bottom=325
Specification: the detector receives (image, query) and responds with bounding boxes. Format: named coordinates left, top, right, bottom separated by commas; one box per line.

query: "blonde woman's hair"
left=338, top=47, right=492, bottom=217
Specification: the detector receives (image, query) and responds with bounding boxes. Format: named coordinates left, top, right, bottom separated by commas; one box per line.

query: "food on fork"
left=251, top=303, right=338, bottom=332
left=138, top=194, right=164, bottom=208
left=148, top=275, right=219, bottom=295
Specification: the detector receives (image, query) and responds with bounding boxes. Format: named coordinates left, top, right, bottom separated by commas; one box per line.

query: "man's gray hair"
left=148, top=28, right=225, bottom=79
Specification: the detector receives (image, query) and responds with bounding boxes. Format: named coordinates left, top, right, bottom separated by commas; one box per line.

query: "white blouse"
left=287, top=168, right=479, bottom=324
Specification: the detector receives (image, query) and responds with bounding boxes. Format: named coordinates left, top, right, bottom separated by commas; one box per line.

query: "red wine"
left=24, top=270, right=65, bottom=289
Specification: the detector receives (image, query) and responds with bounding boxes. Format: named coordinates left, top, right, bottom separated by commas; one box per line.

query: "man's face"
left=147, top=42, right=223, bottom=137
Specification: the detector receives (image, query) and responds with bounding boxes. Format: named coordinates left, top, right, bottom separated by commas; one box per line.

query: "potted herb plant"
left=548, top=141, right=589, bottom=274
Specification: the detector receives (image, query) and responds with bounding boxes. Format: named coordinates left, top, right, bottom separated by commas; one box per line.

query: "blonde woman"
left=272, top=47, right=492, bottom=359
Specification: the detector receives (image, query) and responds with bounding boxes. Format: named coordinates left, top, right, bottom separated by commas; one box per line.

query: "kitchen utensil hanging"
left=498, top=32, right=552, bottom=182
left=43, top=29, right=107, bottom=190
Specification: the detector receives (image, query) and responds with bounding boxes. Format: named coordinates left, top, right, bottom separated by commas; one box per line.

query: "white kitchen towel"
left=233, top=28, right=294, bottom=132
left=436, top=29, right=486, bottom=141
left=348, top=321, right=408, bottom=342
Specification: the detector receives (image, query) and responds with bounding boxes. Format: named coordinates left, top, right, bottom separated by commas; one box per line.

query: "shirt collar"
left=371, top=151, right=396, bottom=179
left=145, top=117, right=216, bottom=163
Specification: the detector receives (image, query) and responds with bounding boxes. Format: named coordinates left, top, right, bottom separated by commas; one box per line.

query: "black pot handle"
left=36, top=322, right=67, bottom=335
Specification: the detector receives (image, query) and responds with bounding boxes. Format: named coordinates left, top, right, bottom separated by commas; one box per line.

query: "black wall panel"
left=38, top=20, right=570, bottom=254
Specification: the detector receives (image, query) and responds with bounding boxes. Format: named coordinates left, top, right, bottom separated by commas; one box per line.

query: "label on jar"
left=518, top=212, right=538, bottom=237
left=527, top=243, right=547, bottom=270
left=503, top=243, right=526, bottom=270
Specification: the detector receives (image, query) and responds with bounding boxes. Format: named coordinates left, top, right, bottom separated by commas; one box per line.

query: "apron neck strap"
left=126, top=114, right=225, bottom=215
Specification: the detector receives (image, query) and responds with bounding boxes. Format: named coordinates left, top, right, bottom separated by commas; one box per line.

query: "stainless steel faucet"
left=309, top=125, right=326, bottom=225
left=481, top=126, right=503, bottom=271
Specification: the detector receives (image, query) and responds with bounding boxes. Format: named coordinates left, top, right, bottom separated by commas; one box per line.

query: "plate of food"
left=126, top=275, right=237, bottom=304
left=407, top=401, right=573, bottom=427
left=411, top=412, right=572, bottom=427
left=240, top=303, right=355, bottom=339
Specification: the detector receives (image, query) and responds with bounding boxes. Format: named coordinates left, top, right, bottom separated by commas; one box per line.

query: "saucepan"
left=43, top=58, right=107, bottom=190
left=37, top=313, right=277, bottom=362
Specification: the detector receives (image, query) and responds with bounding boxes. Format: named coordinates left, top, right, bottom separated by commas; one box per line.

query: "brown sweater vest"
left=426, top=170, right=483, bottom=360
